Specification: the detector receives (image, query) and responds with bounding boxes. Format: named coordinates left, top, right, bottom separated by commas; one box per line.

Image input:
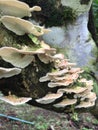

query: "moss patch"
left=23, top=0, right=77, bottom=27
left=80, top=0, right=90, bottom=5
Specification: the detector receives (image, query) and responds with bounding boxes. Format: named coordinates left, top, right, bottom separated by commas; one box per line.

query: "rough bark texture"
left=0, top=25, right=53, bottom=99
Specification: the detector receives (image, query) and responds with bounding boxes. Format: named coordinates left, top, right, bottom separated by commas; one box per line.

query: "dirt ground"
left=0, top=99, right=98, bottom=130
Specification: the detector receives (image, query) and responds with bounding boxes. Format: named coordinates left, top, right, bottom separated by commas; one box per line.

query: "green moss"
left=80, top=0, right=90, bottom=5
left=45, top=6, right=77, bottom=27
left=80, top=71, right=98, bottom=95
left=31, top=0, right=77, bottom=27
left=75, top=81, right=86, bottom=87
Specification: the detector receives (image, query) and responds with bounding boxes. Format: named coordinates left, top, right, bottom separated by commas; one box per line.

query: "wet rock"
left=43, top=13, right=97, bottom=70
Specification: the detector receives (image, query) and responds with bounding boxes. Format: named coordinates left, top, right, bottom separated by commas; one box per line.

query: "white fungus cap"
left=0, top=0, right=41, bottom=18
left=0, top=67, right=21, bottom=79
left=1, top=16, right=50, bottom=36
left=0, top=47, right=35, bottom=68
left=57, top=86, right=87, bottom=94
left=0, top=95, right=32, bottom=105
left=75, top=101, right=95, bottom=108
left=53, top=98, right=77, bottom=108
left=36, top=93, right=63, bottom=104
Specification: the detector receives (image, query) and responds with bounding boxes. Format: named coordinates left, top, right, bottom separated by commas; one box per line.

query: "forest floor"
left=0, top=100, right=98, bottom=130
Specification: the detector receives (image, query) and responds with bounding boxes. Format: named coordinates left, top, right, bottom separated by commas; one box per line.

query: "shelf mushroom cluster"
left=0, top=0, right=50, bottom=36
left=0, top=0, right=62, bottom=106
left=38, top=59, right=97, bottom=109
left=0, top=0, right=50, bottom=105
left=0, top=0, right=97, bottom=110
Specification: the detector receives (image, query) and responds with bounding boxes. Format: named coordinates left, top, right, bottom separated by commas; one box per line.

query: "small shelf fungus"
left=0, top=47, right=35, bottom=68
left=53, top=98, right=77, bottom=108
left=0, top=93, right=32, bottom=105
left=36, top=93, right=63, bottom=104
left=75, top=101, right=96, bottom=108
left=0, top=16, right=50, bottom=36
left=57, top=87, right=87, bottom=94
left=0, top=0, right=97, bottom=112
left=0, top=67, right=21, bottom=79
left=0, top=0, right=41, bottom=18
left=0, top=43, right=57, bottom=68
left=0, top=46, right=47, bottom=68
left=37, top=41, right=57, bottom=64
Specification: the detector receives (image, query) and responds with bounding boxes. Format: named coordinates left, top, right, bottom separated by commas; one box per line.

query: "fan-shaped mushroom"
left=39, top=69, right=69, bottom=82
left=48, top=79, right=73, bottom=88
left=0, top=67, right=21, bottom=79
left=36, top=93, right=63, bottom=104
left=1, top=16, right=50, bottom=36
left=57, top=59, right=76, bottom=69
left=0, top=94, right=32, bottom=105
left=81, top=92, right=97, bottom=101
left=0, top=0, right=41, bottom=18
left=53, top=98, right=77, bottom=108
left=0, top=47, right=36, bottom=68
left=75, top=101, right=95, bottom=108
left=57, top=86, right=87, bottom=94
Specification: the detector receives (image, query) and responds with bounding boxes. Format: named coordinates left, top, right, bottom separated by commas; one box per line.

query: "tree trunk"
left=0, top=0, right=98, bottom=114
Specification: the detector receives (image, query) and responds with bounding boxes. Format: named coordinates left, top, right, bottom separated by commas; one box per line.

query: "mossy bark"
left=21, top=0, right=77, bottom=27
left=0, top=25, right=52, bottom=97
left=0, top=25, right=65, bottom=112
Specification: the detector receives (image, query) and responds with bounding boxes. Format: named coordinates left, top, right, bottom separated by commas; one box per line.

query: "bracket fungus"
left=0, top=47, right=35, bottom=68
left=73, top=89, right=97, bottom=108
left=36, top=93, right=63, bottom=104
left=76, top=91, right=97, bottom=102
left=48, top=80, right=74, bottom=88
left=82, top=92, right=97, bottom=102
left=57, top=59, right=77, bottom=69
left=0, top=0, right=41, bottom=18
left=0, top=46, right=49, bottom=68
left=38, top=49, right=58, bottom=64
left=0, top=94, right=32, bottom=105
left=0, top=16, right=50, bottom=36
left=75, top=101, right=95, bottom=108
left=57, top=87, right=87, bottom=94
left=0, top=67, right=21, bottom=79
left=39, top=69, right=69, bottom=82
left=40, top=69, right=81, bottom=88
left=39, top=56, right=97, bottom=109
left=53, top=98, right=77, bottom=108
